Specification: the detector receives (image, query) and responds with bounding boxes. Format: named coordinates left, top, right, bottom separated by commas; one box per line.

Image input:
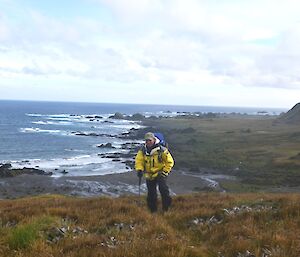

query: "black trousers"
left=146, top=176, right=172, bottom=212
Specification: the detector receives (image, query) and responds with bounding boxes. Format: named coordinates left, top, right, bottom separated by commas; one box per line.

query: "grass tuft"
left=7, top=216, right=55, bottom=250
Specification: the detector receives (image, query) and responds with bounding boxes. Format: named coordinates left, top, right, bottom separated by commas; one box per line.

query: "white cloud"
left=97, top=0, right=163, bottom=23
left=0, top=15, right=10, bottom=41
left=89, top=0, right=300, bottom=91
left=1, top=0, right=300, bottom=107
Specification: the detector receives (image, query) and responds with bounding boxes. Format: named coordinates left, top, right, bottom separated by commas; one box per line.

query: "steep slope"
left=278, top=102, right=300, bottom=124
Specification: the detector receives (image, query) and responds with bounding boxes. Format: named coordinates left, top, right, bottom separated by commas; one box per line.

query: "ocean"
left=0, top=100, right=286, bottom=177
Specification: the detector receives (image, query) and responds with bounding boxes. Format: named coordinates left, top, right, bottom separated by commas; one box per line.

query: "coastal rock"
left=107, top=112, right=146, bottom=121
left=118, top=126, right=155, bottom=140
left=120, top=142, right=140, bottom=150
left=97, top=143, right=116, bottom=149
left=0, top=163, right=52, bottom=178
left=148, top=115, right=158, bottom=120
left=99, top=153, right=122, bottom=159
left=130, top=113, right=145, bottom=120
left=98, top=151, right=135, bottom=169
left=85, top=115, right=103, bottom=119
left=88, top=133, right=99, bottom=137
left=109, top=112, right=124, bottom=119
left=0, top=163, right=12, bottom=170
left=72, top=131, right=115, bottom=138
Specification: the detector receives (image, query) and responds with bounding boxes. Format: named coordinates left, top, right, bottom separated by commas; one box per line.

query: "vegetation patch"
left=7, top=216, right=55, bottom=250
left=1, top=194, right=300, bottom=256
left=143, top=116, right=300, bottom=189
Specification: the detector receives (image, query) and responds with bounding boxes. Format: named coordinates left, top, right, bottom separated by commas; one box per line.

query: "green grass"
left=144, top=116, right=300, bottom=188
left=220, top=180, right=265, bottom=192
left=7, top=216, right=55, bottom=250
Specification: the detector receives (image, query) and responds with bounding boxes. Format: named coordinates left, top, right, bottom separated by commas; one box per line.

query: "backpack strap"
left=140, top=144, right=166, bottom=162
left=158, top=146, right=167, bottom=162
left=140, top=144, right=147, bottom=155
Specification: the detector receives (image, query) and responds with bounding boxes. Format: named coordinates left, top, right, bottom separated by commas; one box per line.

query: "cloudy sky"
left=0, top=0, right=300, bottom=108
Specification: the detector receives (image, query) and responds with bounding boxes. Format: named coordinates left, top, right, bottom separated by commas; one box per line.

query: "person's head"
left=144, top=132, right=156, bottom=147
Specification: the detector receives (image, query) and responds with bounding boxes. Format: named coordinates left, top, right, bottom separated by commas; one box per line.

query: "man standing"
left=135, top=132, right=174, bottom=212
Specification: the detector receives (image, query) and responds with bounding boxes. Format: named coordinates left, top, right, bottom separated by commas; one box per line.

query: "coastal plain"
left=145, top=113, right=300, bottom=192
left=1, top=110, right=300, bottom=198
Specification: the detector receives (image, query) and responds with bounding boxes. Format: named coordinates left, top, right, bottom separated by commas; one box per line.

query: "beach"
left=0, top=169, right=232, bottom=199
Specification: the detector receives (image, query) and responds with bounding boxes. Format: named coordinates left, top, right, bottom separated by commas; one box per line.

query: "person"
left=135, top=132, right=174, bottom=212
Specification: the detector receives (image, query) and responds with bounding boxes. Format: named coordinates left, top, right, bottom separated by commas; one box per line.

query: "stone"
left=97, top=143, right=115, bottom=149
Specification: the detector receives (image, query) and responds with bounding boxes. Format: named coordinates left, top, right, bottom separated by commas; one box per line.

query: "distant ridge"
left=278, top=103, right=300, bottom=124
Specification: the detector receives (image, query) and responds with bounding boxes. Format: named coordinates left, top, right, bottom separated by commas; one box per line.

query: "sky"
left=0, top=0, right=300, bottom=108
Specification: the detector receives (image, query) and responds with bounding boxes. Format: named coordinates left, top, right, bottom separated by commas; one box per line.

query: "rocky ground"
left=0, top=168, right=232, bottom=199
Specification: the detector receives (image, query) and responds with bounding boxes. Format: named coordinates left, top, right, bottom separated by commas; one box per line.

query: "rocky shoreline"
left=0, top=163, right=53, bottom=178
left=0, top=170, right=229, bottom=199
left=0, top=115, right=233, bottom=199
left=1, top=112, right=250, bottom=199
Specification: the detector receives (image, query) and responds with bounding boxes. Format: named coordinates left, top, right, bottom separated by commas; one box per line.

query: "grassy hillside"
left=1, top=193, right=300, bottom=257
left=143, top=115, right=300, bottom=190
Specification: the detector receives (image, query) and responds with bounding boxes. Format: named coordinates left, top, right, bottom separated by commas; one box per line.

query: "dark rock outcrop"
left=109, top=112, right=124, bottom=119
left=85, top=115, right=103, bottom=119
left=130, top=113, right=145, bottom=120
left=97, top=143, right=116, bottom=149
left=277, top=103, right=300, bottom=124
left=108, top=112, right=146, bottom=121
left=72, top=132, right=115, bottom=138
left=0, top=163, right=52, bottom=178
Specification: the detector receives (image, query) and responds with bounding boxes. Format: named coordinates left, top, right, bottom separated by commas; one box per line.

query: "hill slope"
left=1, top=194, right=300, bottom=257
left=278, top=102, right=300, bottom=124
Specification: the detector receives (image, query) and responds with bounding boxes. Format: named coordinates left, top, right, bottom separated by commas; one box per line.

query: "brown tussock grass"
left=1, top=193, right=300, bottom=257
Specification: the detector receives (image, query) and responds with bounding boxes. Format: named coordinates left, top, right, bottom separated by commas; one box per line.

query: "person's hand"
left=137, top=170, right=143, bottom=178
left=160, top=171, right=168, bottom=177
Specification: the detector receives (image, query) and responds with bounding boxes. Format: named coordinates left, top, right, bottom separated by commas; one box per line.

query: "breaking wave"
left=9, top=153, right=129, bottom=177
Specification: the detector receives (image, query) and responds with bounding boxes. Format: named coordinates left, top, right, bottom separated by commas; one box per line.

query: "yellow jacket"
left=135, top=145, right=174, bottom=180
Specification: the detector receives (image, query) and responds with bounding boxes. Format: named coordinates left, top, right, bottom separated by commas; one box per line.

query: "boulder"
left=97, top=143, right=115, bottom=149
left=0, top=163, right=12, bottom=170
left=109, top=112, right=124, bottom=119
left=130, top=113, right=145, bottom=120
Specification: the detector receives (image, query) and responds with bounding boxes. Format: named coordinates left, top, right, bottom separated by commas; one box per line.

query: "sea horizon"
left=0, top=98, right=290, bottom=111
